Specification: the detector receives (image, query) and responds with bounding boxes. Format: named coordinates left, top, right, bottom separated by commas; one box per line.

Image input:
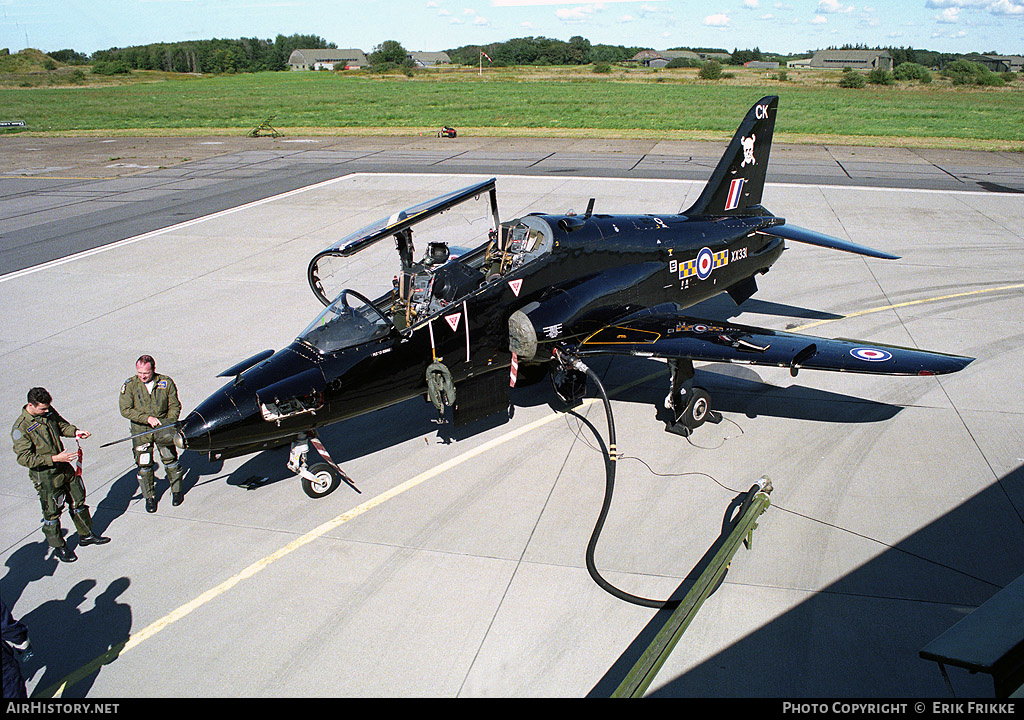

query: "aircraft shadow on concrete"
left=178, top=349, right=903, bottom=494
left=690, top=294, right=845, bottom=324
left=591, top=463, right=1024, bottom=698
left=159, top=297, right=892, bottom=494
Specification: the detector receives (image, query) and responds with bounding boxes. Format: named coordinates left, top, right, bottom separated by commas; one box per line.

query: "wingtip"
left=918, top=354, right=975, bottom=376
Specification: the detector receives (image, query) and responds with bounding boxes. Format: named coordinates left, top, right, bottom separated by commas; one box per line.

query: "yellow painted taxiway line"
left=789, top=283, right=1024, bottom=332
left=38, top=282, right=1024, bottom=696
left=37, top=395, right=601, bottom=698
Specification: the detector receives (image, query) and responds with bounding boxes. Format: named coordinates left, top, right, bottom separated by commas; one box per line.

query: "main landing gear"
left=288, top=431, right=360, bottom=498
left=665, top=359, right=722, bottom=437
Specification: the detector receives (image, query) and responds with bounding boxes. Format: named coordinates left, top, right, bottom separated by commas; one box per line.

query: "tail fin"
left=683, top=95, right=778, bottom=217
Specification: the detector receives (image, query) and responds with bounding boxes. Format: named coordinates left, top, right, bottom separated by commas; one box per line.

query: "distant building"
left=698, top=52, right=732, bottom=63
left=288, top=49, right=367, bottom=70
left=977, top=55, right=1023, bottom=73
left=809, top=50, right=892, bottom=71
left=409, top=51, right=452, bottom=67
left=788, top=57, right=812, bottom=68
left=629, top=50, right=699, bottom=68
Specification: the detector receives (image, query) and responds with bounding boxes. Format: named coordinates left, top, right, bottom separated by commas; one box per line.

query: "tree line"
left=55, top=34, right=334, bottom=74
left=45, top=34, right=1012, bottom=75
left=446, top=36, right=645, bottom=66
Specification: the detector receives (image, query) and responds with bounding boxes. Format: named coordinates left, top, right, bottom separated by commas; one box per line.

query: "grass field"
left=1, top=66, right=1022, bottom=149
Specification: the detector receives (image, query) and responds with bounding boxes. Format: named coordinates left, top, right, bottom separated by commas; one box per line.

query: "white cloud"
left=931, top=27, right=969, bottom=38
left=859, top=7, right=880, bottom=26
left=704, top=12, right=731, bottom=26
left=555, top=6, right=588, bottom=20
left=989, top=0, right=1024, bottom=14
left=743, top=0, right=760, bottom=7
left=554, top=3, right=608, bottom=22
left=817, top=0, right=853, bottom=12
left=937, top=7, right=961, bottom=22
left=926, top=0, right=1024, bottom=13
left=925, top=0, right=985, bottom=7
left=491, top=0, right=654, bottom=4
left=811, top=14, right=827, bottom=24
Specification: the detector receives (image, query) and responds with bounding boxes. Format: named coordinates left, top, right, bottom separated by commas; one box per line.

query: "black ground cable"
left=570, top=364, right=1005, bottom=597
left=564, top=353, right=679, bottom=609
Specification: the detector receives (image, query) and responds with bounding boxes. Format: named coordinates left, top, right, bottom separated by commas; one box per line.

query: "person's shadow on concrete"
left=22, top=576, right=132, bottom=698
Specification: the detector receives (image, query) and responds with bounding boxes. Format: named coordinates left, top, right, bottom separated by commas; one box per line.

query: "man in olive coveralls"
left=120, top=355, right=184, bottom=512
left=11, top=387, right=110, bottom=563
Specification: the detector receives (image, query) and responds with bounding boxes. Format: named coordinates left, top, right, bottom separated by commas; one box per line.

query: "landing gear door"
left=257, top=368, right=327, bottom=423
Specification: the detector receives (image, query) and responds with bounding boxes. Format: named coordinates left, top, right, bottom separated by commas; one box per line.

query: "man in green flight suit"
left=11, top=387, right=111, bottom=563
left=119, top=354, right=185, bottom=513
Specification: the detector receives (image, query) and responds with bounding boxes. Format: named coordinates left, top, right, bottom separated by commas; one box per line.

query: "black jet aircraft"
left=169, top=96, right=973, bottom=498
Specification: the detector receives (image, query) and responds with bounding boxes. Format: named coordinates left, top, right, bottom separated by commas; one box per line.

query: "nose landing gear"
left=288, top=432, right=361, bottom=498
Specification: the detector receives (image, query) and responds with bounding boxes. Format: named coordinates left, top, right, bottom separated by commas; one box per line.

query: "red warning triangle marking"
left=444, top=312, right=462, bottom=332
left=508, top=279, right=523, bottom=297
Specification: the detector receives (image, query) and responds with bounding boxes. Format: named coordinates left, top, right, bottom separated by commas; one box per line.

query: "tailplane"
left=684, top=96, right=778, bottom=217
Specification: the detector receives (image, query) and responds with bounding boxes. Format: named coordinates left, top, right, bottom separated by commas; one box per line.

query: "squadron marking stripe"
left=679, top=247, right=729, bottom=280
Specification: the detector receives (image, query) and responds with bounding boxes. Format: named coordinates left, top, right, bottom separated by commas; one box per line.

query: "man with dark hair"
left=11, top=387, right=110, bottom=563
left=119, top=354, right=184, bottom=512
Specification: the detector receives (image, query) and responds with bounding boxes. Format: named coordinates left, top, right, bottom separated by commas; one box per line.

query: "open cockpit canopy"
left=308, top=178, right=500, bottom=307
left=298, top=289, right=395, bottom=354
left=301, top=177, right=559, bottom=348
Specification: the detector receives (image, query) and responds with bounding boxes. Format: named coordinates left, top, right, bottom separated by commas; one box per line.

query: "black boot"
left=54, top=546, right=77, bottom=563
left=145, top=497, right=157, bottom=513
left=79, top=533, right=111, bottom=546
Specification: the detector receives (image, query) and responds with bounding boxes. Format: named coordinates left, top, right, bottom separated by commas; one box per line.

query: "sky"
left=2, top=0, right=1022, bottom=57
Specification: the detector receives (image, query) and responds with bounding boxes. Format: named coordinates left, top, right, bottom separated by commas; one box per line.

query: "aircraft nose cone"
left=176, top=410, right=208, bottom=451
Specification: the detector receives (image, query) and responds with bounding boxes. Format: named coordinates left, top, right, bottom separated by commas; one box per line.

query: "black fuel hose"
left=575, top=359, right=678, bottom=609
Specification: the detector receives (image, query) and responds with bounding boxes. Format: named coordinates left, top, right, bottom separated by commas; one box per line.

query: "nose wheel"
left=288, top=433, right=360, bottom=499
left=301, top=462, right=341, bottom=498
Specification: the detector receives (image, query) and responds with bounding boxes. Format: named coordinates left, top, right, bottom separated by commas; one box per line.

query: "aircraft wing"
left=574, top=309, right=973, bottom=376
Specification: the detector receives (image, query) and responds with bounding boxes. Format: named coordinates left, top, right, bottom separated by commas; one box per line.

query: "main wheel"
left=301, top=462, right=341, bottom=498
left=683, top=388, right=712, bottom=429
